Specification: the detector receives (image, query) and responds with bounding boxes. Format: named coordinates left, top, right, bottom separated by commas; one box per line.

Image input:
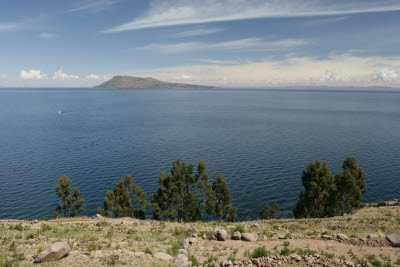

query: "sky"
left=0, top=0, right=400, bottom=88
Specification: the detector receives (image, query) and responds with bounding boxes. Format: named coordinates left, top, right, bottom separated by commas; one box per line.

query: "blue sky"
left=0, top=0, right=400, bottom=88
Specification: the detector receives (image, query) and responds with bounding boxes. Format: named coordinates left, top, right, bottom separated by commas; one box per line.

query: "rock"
left=232, top=231, right=242, bottom=240
left=33, top=219, right=38, bottom=223
left=188, top=237, right=197, bottom=244
left=33, top=241, right=70, bottom=263
left=91, top=250, right=103, bottom=258
left=96, top=214, right=103, bottom=218
left=192, top=233, right=197, bottom=238
left=123, top=250, right=135, bottom=257
left=215, top=229, right=228, bottom=241
left=202, top=234, right=207, bottom=239
left=178, top=249, right=188, bottom=255
left=367, top=234, right=379, bottom=239
left=386, top=233, right=400, bottom=247
left=226, top=225, right=236, bottom=231
left=38, top=236, right=46, bottom=240
left=321, top=235, right=331, bottom=240
left=337, top=234, right=349, bottom=240
left=278, top=235, right=286, bottom=239
left=154, top=252, right=172, bottom=261
left=173, top=254, right=189, bottom=265
left=241, top=233, right=257, bottom=242
left=290, top=253, right=298, bottom=259
left=251, top=223, right=260, bottom=228
left=134, top=252, right=146, bottom=258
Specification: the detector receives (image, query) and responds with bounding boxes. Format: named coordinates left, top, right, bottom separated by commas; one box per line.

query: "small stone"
left=192, top=233, right=197, bottom=238
left=278, top=235, right=286, bottom=239
left=188, top=237, right=197, bottom=244
left=179, top=249, right=188, bottom=255
left=96, top=214, right=103, bottom=218
left=251, top=223, right=260, bottom=228
left=154, top=252, right=172, bottom=261
left=134, top=252, right=146, bottom=258
left=367, top=234, right=379, bottom=239
left=290, top=253, right=298, bottom=259
left=321, top=235, right=331, bottom=240
left=173, top=254, right=189, bottom=265
left=337, top=234, right=349, bottom=240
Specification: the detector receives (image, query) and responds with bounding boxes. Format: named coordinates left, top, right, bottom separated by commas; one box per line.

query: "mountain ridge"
left=93, top=76, right=221, bottom=89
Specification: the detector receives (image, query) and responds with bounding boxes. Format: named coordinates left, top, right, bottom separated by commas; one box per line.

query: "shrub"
left=251, top=247, right=270, bottom=258
left=203, top=255, right=218, bottom=265
left=235, top=225, right=245, bottom=233
left=144, top=247, right=153, bottom=255
left=188, top=255, right=200, bottom=266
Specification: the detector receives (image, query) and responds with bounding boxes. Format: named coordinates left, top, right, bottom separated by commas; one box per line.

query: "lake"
left=0, top=88, right=399, bottom=220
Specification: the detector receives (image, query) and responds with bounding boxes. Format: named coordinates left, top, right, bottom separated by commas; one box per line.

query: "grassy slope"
left=0, top=204, right=399, bottom=266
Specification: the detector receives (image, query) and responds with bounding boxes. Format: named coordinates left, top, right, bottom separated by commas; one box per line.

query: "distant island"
left=93, top=76, right=220, bottom=89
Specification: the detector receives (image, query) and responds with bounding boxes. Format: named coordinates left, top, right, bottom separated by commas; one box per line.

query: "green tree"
left=293, top=161, right=339, bottom=218
left=98, top=175, right=149, bottom=219
left=151, top=159, right=198, bottom=222
left=55, top=176, right=84, bottom=218
left=213, top=174, right=237, bottom=222
left=195, top=160, right=215, bottom=220
left=260, top=203, right=280, bottom=219
left=335, top=157, right=366, bottom=214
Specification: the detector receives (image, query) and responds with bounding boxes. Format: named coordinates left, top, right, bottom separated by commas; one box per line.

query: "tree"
left=55, top=176, right=84, bottom=218
left=293, top=161, right=339, bottom=218
left=151, top=159, right=198, bottom=222
left=335, top=157, right=366, bottom=214
left=213, top=174, right=237, bottom=222
left=98, top=175, right=150, bottom=219
left=195, top=160, right=215, bottom=220
left=260, top=203, right=280, bottom=219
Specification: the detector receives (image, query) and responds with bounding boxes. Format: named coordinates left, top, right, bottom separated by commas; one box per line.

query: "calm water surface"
left=0, top=88, right=399, bottom=220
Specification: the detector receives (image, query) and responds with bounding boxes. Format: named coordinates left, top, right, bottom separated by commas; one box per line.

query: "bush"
left=203, top=255, right=218, bottom=265
left=144, top=247, right=153, bottom=255
left=251, top=247, right=270, bottom=258
left=235, top=225, right=245, bottom=233
left=188, top=255, right=200, bottom=266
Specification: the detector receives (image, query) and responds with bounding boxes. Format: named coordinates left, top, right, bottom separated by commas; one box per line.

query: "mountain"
left=93, top=76, right=220, bottom=89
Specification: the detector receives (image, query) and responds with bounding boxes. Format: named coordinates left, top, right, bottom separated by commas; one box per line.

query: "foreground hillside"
left=1, top=200, right=399, bottom=267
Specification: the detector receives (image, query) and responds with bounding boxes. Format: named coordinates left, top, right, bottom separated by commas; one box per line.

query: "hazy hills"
left=93, top=76, right=220, bottom=89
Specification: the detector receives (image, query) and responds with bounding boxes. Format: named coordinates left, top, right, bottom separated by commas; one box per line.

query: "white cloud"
left=373, top=68, right=398, bottom=82
left=39, top=32, right=54, bottom=39
left=103, top=0, right=400, bottom=33
left=0, top=22, right=28, bottom=32
left=131, top=54, right=400, bottom=88
left=70, top=0, right=118, bottom=12
left=0, top=74, right=8, bottom=79
left=175, top=27, right=223, bottom=37
left=85, top=74, right=110, bottom=80
left=135, top=38, right=309, bottom=53
left=52, top=68, right=79, bottom=80
left=20, top=69, right=48, bottom=80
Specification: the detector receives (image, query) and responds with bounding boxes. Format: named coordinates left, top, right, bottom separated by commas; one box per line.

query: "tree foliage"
left=260, top=203, right=280, bottom=219
left=294, top=158, right=366, bottom=218
left=98, top=175, right=150, bottom=219
left=151, top=159, right=236, bottom=222
left=213, top=174, right=237, bottom=222
left=54, top=176, right=85, bottom=218
left=293, top=161, right=339, bottom=218
left=335, top=157, right=366, bottom=214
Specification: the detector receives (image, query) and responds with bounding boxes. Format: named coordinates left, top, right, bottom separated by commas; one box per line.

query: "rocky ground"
left=0, top=200, right=399, bottom=266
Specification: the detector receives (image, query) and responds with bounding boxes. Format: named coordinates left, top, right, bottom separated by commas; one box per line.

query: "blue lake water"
left=0, top=88, right=399, bottom=220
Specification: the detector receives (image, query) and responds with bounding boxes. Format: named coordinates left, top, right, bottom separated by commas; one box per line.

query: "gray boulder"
left=173, top=254, right=190, bottom=266
left=337, top=234, right=349, bottom=240
left=232, top=231, right=242, bottom=240
left=154, top=252, right=172, bottom=261
left=241, top=233, right=257, bottom=242
left=215, top=228, right=227, bottom=241
left=386, top=233, right=400, bottom=247
left=367, top=234, right=379, bottom=239
left=33, top=241, right=70, bottom=263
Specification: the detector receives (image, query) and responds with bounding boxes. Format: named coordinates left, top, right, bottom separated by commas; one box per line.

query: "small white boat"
left=58, top=110, right=63, bottom=115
